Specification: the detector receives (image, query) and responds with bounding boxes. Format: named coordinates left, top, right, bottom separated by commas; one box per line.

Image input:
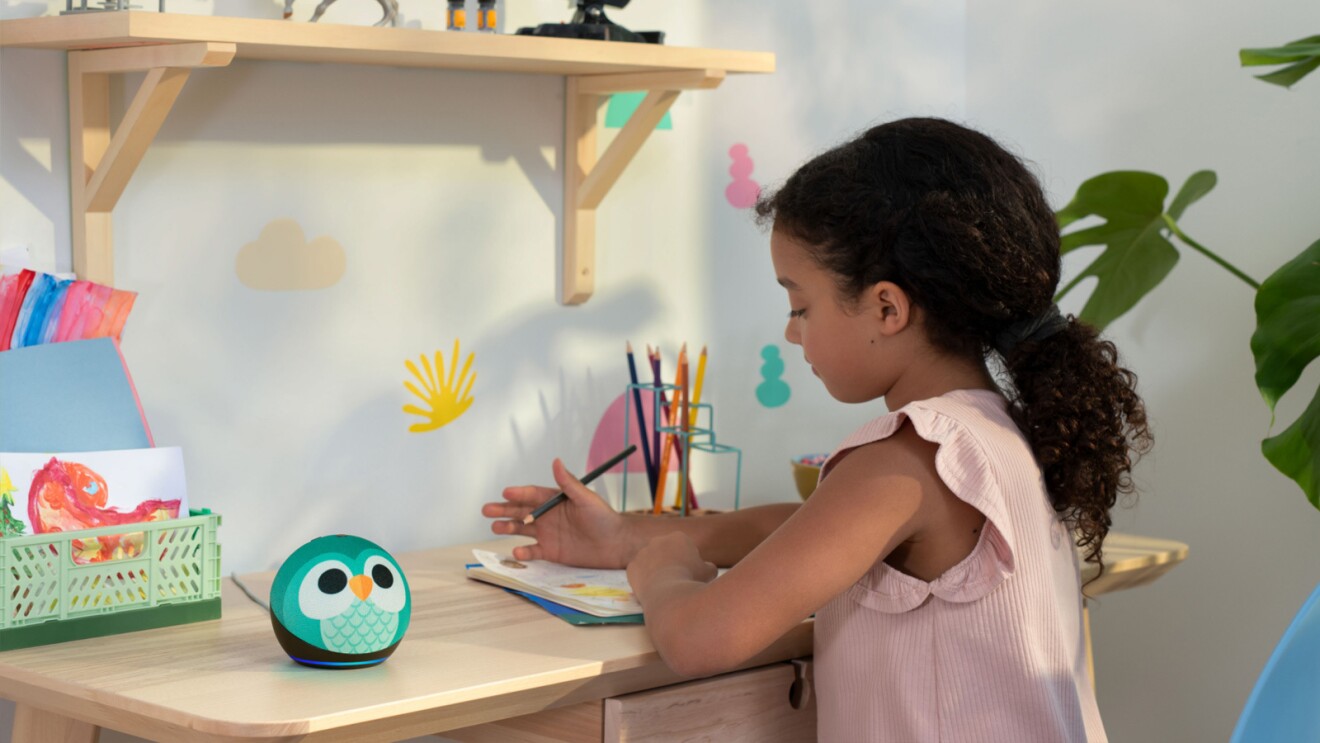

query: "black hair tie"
left=994, top=304, right=1068, bottom=355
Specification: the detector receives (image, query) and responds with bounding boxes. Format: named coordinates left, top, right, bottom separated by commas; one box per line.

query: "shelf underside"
left=0, top=12, right=775, bottom=76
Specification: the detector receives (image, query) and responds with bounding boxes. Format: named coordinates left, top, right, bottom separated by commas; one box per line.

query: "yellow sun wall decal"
left=403, top=341, right=476, bottom=433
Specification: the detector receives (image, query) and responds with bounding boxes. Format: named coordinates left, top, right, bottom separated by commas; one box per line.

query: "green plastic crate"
left=0, top=509, right=221, bottom=651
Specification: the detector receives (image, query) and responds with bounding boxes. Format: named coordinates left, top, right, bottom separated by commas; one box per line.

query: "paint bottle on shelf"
left=477, top=0, right=496, bottom=32
left=446, top=0, right=465, bottom=30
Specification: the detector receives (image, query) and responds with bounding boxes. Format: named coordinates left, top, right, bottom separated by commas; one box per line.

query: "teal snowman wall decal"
left=269, top=534, right=411, bottom=668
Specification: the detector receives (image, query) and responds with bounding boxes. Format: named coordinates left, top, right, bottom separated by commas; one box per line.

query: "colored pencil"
left=691, top=345, right=708, bottom=418
left=653, top=345, right=686, bottom=514
left=522, top=444, right=638, bottom=524
left=675, top=350, right=690, bottom=511
left=648, top=345, right=662, bottom=496
left=684, top=345, right=707, bottom=510
left=625, top=342, right=658, bottom=502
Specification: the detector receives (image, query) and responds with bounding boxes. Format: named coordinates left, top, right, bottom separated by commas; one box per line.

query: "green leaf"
left=1240, top=35, right=1320, bottom=88
left=1055, top=171, right=1182, bottom=330
left=1251, top=238, right=1320, bottom=508
left=1261, top=391, right=1320, bottom=510
left=1252, top=239, right=1320, bottom=408
left=1240, top=38, right=1320, bottom=65
left=1167, top=171, right=1217, bottom=222
left=1256, top=57, right=1320, bottom=88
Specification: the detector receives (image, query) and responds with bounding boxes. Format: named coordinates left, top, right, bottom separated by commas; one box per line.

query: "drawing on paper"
left=472, top=549, right=642, bottom=614
left=559, top=583, right=633, bottom=601
left=0, top=467, right=27, bottom=537
left=403, top=340, right=476, bottom=433
left=29, top=458, right=181, bottom=563
left=0, top=448, right=188, bottom=564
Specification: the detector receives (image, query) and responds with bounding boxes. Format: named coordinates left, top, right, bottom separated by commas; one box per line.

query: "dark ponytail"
left=998, top=319, right=1151, bottom=578
left=755, top=117, right=1152, bottom=578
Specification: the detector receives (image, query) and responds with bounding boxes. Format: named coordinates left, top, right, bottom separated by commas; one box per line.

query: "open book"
left=466, top=549, right=642, bottom=617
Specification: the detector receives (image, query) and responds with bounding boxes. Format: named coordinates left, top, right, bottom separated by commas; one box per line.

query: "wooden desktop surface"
left=0, top=536, right=808, bottom=742
left=0, top=532, right=1185, bottom=742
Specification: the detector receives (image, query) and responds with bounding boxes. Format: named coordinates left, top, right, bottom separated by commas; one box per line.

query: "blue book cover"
left=503, top=588, right=644, bottom=626
left=0, top=338, right=153, bottom=452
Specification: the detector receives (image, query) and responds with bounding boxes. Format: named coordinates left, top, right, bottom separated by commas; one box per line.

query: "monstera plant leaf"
left=1055, top=170, right=1217, bottom=330
left=1251, top=239, right=1320, bottom=508
left=1241, top=35, right=1320, bottom=88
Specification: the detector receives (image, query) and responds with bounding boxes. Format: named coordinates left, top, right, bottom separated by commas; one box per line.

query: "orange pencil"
left=653, top=344, right=687, bottom=513
left=674, top=350, right=691, bottom=511
left=677, top=345, right=707, bottom=510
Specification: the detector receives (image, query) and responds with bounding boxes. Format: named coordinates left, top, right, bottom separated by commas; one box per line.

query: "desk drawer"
left=604, top=660, right=815, bottom=742
left=441, top=660, right=815, bottom=743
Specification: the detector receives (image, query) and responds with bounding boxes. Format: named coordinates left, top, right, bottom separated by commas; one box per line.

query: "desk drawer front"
left=604, top=661, right=816, bottom=742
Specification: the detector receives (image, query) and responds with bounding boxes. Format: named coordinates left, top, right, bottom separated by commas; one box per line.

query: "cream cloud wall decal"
left=236, top=219, right=347, bottom=291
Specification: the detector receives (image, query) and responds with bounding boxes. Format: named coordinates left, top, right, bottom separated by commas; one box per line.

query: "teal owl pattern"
left=270, top=535, right=411, bottom=667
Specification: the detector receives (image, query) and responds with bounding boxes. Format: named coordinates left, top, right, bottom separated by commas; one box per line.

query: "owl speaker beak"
left=350, top=574, right=373, bottom=601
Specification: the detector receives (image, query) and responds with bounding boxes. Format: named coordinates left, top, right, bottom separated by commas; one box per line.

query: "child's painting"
left=0, top=447, right=188, bottom=563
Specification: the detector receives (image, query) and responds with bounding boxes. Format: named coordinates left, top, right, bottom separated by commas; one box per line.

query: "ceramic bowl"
left=791, top=453, right=829, bottom=500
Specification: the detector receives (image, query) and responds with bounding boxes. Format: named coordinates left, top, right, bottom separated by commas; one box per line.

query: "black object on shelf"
left=516, top=0, right=663, bottom=45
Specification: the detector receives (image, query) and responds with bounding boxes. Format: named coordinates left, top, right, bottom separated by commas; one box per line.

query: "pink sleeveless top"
left=814, top=389, right=1106, bottom=742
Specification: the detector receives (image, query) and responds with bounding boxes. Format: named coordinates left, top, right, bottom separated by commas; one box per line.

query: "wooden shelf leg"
left=66, top=42, right=236, bottom=285
left=562, top=75, right=602, bottom=306
left=68, top=62, right=113, bottom=286
left=560, top=70, right=725, bottom=306
left=12, top=703, right=100, bottom=743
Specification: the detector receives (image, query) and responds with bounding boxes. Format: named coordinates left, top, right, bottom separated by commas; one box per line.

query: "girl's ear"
left=871, top=281, right=913, bottom=335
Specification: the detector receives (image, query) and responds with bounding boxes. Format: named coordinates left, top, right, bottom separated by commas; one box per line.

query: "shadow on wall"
left=482, top=278, right=666, bottom=474
left=233, top=280, right=665, bottom=568
left=148, top=59, right=563, bottom=213
left=0, top=49, right=72, bottom=260
left=0, top=55, right=562, bottom=248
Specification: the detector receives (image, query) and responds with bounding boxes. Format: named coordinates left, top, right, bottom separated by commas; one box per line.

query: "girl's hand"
left=627, top=532, right=717, bottom=607
left=482, top=459, right=636, bottom=569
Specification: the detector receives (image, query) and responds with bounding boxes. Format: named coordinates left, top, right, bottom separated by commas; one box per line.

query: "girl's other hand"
left=627, top=532, right=717, bottom=606
left=482, top=458, right=635, bottom=569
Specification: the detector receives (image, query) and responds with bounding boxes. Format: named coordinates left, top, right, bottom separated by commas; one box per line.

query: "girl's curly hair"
left=754, top=117, right=1152, bottom=579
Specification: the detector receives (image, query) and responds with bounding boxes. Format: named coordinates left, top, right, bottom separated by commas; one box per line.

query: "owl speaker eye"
left=364, top=556, right=406, bottom=612
left=299, top=560, right=357, bottom=620
left=319, top=568, right=348, bottom=594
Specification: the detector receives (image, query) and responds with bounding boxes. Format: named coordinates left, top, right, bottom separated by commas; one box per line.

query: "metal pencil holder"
left=620, top=382, right=741, bottom=515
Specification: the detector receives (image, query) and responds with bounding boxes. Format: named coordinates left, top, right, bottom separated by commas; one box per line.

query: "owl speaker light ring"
left=270, top=535, right=411, bottom=668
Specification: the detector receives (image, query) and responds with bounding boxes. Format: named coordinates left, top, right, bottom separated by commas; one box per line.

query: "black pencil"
left=522, top=444, right=637, bottom=525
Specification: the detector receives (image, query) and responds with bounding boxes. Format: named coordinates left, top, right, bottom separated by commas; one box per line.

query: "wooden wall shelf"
left=0, top=12, right=774, bottom=304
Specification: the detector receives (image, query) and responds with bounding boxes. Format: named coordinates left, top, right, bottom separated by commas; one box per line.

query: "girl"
left=483, top=117, right=1151, bottom=742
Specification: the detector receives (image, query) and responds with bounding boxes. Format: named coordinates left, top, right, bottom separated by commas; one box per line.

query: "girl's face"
left=770, top=229, right=894, bottom=404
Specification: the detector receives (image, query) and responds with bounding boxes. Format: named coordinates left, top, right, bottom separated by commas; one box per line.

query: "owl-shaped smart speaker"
left=269, top=535, right=411, bottom=669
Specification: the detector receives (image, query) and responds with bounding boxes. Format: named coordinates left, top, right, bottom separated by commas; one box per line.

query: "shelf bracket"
left=68, top=42, right=236, bottom=285
left=561, top=68, right=725, bottom=305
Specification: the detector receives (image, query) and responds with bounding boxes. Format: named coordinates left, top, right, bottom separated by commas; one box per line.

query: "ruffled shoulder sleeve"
left=818, top=393, right=1018, bottom=610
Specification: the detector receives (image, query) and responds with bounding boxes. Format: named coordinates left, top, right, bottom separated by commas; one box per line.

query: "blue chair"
left=1231, top=581, right=1320, bottom=742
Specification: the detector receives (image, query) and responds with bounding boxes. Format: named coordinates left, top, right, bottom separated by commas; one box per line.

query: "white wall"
left=966, top=1, right=1320, bottom=740
left=2, top=0, right=1316, bottom=741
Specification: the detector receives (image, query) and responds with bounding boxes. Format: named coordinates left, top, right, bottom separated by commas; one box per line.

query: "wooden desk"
left=0, top=537, right=812, bottom=742
left=1081, top=532, right=1189, bottom=596
left=1078, top=532, right=1190, bottom=687
left=0, top=532, right=1186, bottom=742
